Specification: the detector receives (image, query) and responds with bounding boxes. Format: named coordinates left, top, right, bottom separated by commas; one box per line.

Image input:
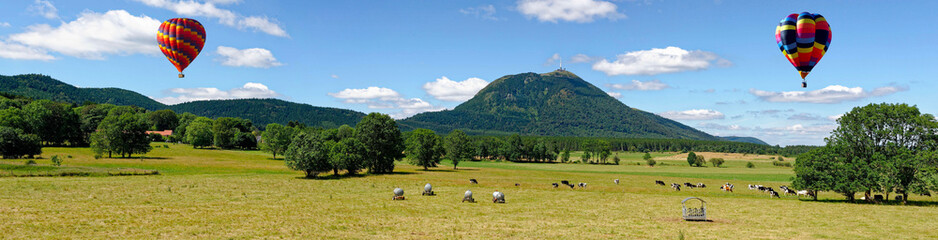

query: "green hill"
left=399, top=70, right=720, bottom=140
left=720, top=136, right=770, bottom=145
left=0, top=74, right=167, bottom=110
left=0, top=74, right=364, bottom=128
left=169, top=98, right=364, bottom=129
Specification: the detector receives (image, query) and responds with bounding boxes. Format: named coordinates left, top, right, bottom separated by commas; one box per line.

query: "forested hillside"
left=400, top=70, right=719, bottom=140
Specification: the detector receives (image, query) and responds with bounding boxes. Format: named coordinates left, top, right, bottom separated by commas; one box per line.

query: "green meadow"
left=1, top=144, right=936, bottom=239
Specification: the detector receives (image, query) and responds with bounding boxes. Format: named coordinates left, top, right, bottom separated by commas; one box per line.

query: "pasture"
left=1, top=144, right=936, bottom=239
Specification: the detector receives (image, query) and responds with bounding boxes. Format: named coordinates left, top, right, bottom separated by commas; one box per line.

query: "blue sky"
left=2, top=0, right=936, bottom=146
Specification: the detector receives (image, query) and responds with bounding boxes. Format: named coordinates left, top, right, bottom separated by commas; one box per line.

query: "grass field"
left=1, top=143, right=936, bottom=239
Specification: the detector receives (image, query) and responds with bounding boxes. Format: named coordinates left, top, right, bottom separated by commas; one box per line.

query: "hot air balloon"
left=157, top=18, right=206, bottom=78
left=775, top=12, right=831, bottom=88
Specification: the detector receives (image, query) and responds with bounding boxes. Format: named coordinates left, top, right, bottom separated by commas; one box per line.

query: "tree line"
left=0, top=94, right=259, bottom=158
left=793, top=103, right=938, bottom=203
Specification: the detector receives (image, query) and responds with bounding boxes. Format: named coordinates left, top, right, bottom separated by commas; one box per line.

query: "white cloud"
left=423, top=76, right=490, bottom=102
left=570, top=54, right=598, bottom=63
left=329, top=87, right=401, bottom=103
left=517, top=0, right=625, bottom=23
left=750, top=85, right=908, bottom=104
left=29, top=0, right=58, bottom=19
left=592, top=46, right=727, bottom=76
left=0, top=22, right=10, bottom=27
left=238, top=16, right=288, bottom=37
left=607, top=79, right=670, bottom=91
left=7, top=10, right=160, bottom=60
left=134, top=0, right=288, bottom=37
left=787, top=113, right=823, bottom=121
left=828, top=114, right=843, bottom=121
left=699, top=123, right=748, bottom=131
left=0, top=41, right=56, bottom=60
left=658, top=109, right=725, bottom=120
left=329, top=87, right=445, bottom=119
left=544, top=53, right=561, bottom=66
left=155, top=82, right=281, bottom=104
left=606, top=91, right=622, bottom=99
left=331, top=74, right=339, bottom=79
left=460, top=5, right=499, bottom=20
left=216, top=46, right=282, bottom=68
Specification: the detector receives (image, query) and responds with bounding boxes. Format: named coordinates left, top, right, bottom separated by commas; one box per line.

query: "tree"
left=444, top=130, right=473, bottom=169
left=597, top=140, right=611, bottom=164
left=561, top=149, right=570, bottom=163
left=582, top=151, right=591, bottom=163
left=77, top=104, right=115, bottom=146
left=711, top=158, right=725, bottom=167
left=0, top=126, right=41, bottom=159
left=336, top=124, right=355, bottom=140
left=330, top=137, right=365, bottom=175
left=746, top=162, right=755, bottom=168
left=825, top=103, right=938, bottom=203
left=186, top=117, right=214, bottom=148
left=212, top=117, right=243, bottom=149
left=284, top=131, right=332, bottom=178
left=694, top=155, right=706, bottom=167
left=173, top=112, right=197, bottom=143
left=646, top=158, right=657, bottom=167
left=406, top=128, right=444, bottom=170
left=793, top=147, right=862, bottom=201
left=355, top=113, right=405, bottom=174
left=93, top=113, right=152, bottom=158
left=686, top=152, right=697, bottom=166
left=148, top=109, right=179, bottom=131
left=506, top=134, right=524, bottom=162
left=23, top=100, right=81, bottom=146
left=260, top=123, right=295, bottom=159
left=643, top=152, right=652, bottom=161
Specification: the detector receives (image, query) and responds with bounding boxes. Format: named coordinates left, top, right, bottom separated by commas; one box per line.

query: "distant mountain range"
left=0, top=74, right=364, bottom=129
left=0, top=73, right=769, bottom=144
left=719, top=136, right=770, bottom=145
left=399, top=70, right=720, bottom=140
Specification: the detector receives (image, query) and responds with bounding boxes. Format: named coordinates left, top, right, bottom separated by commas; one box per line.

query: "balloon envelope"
left=775, top=12, right=831, bottom=80
left=158, top=18, right=206, bottom=76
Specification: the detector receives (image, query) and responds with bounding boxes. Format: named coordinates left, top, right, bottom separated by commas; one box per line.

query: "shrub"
left=66, top=155, right=73, bottom=158
left=694, top=155, right=706, bottom=167
left=25, top=160, right=37, bottom=165
left=93, top=154, right=102, bottom=159
left=746, top=162, right=755, bottom=168
left=646, top=158, right=657, bottom=167
left=778, top=156, right=785, bottom=161
left=710, top=158, right=724, bottom=167
left=50, top=155, right=62, bottom=166
left=773, top=160, right=792, bottom=167
left=163, top=144, right=169, bottom=148
left=613, top=154, right=620, bottom=165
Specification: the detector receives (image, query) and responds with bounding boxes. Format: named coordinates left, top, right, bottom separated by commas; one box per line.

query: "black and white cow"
left=671, top=183, right=681, bottom=191
left=655, top=180, right=666, bottom=186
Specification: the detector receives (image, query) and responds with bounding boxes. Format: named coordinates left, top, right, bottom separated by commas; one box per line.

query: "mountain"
left=170, top=98, right=364, bottom=129
left=399, top=70, right=720, bottom=140
left=0, top=74, right=364, bottom=129
left=0, top=74, right=167, bottom=110
left=720, top=136, right=770, bottom=145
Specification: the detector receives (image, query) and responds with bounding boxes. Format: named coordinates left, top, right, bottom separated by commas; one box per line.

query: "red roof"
left=145, top=130, right=173, bottom=136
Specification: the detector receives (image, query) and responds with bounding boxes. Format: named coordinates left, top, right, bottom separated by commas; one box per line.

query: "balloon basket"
left=178, top=73, right=185, bottom=78
left=802, top=82, right=807, bottom=88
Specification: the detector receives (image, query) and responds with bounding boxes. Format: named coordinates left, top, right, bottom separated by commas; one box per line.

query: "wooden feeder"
left=462, top=190, right=475, bottom=203
left=392, top=188, right=405, bottom=200
left=422, top=183, right=435, bottom=196
left=682, top=197, right=707, bottom=221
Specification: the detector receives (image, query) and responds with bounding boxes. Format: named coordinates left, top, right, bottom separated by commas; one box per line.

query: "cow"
left=655, top=180, right=666, bottom=186
left=561, top=180, right=570, bottom=186
left=769, top=190, right=780, bottom=198
left=552, top=183, right=559, bottom=188
left=567, top=184, right=575, bottom=189
left=922, top=192, right=932, bottom=197
left=796, top=190, right=814, bottom=198
left=469, top=179, right=478, bottom=184
left=614, top=179, right=619, bottom=185
left=784, top=188, right=797, bottom=195
left=671, top=183, right=681, bottom=191
left=749, top=184, right=756, bottom=190
left=721, top=185, right=733, bottom=192
left=514, top=183, right=520, bottom=187
left=578, top=183, right=587, bottom=188
left=684, top=182, right=696, bottom=188
left=765, top=187, right=774, bottom=193
left=696, top=183, right=706, bottom=188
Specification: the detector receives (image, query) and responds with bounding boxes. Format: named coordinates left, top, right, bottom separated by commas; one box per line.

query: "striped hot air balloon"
left=157, top=18, right=206, bottom=78
left=775, top=12, right=831, bottom=88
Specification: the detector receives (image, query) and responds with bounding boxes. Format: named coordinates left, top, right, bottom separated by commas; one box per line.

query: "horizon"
left=2, top=0, right=936, bottom=146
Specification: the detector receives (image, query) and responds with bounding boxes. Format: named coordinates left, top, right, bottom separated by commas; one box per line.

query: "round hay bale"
left=493, top=191, right=505, bottom=202
left=424, top=183, right=432, bottom=192
left=394, top=188, right=404, bottom=197
left=465, top=190, right=473, bottom=198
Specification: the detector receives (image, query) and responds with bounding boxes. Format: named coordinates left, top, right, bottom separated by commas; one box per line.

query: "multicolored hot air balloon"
left=775, top=12, right=831, bottom=88
left=157, top=18, right=206, bottom=78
